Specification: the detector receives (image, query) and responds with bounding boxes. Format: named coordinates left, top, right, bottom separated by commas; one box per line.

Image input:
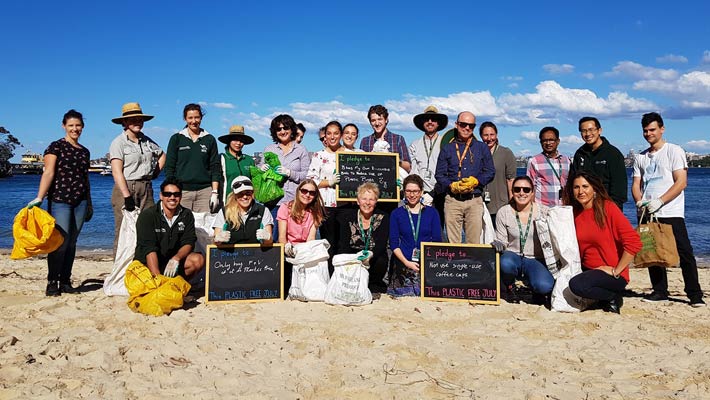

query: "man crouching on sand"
left=134, top=178, right=204, bottom=279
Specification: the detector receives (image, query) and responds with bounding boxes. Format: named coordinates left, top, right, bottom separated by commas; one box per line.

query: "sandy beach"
left=0, top=252, right=708, bottom=399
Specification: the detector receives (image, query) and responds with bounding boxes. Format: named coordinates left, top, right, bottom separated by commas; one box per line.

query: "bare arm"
left=631, top=176, right=643, bottom=203
left=659, top=168, right=687, bottom=204
left=278, top=220, right=288, bottom=244
left=172, top=243, right=194, bottom=263
left=307, top=224, right=317, bottom=241
left=157, top=152, right=166, bottom=172
left=506, top=178, right=514, bottom=201
left=400, top=160, right=411, bottom=173
left=111, top=159, right=131, bottom=197
left=145, top=252, right=161, bottom=276
left=36, top=154, right=57, bottom=199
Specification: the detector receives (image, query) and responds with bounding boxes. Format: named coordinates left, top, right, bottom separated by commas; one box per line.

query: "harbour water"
left=1, top=169, right=709, bottom=263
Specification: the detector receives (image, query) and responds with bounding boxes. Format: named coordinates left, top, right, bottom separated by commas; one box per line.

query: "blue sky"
left=2, top=0, right=710, bottom=162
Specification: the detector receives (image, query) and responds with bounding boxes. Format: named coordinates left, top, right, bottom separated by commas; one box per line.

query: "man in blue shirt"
left=435, top=111, right=495, bottom=243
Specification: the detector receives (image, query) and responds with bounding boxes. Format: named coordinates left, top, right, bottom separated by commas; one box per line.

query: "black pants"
left=320, top=207, right=338, bottom=275
left=644, top=217, right=703, bottom=299
left=569, top=269, right=627, bottom=301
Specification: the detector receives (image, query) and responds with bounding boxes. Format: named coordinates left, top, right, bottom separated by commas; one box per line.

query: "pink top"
left=277, top=202, right=314, bottom=243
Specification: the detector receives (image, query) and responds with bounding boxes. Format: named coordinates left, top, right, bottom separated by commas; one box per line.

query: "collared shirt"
left=109, top=132, right=164, bottom=180
left=434, top=137, right=495, bottom=196
left=160, top=202, right=183, bottom=228
left=409, top=134, right=441, bottom=192
left=263, top=142, right=311, bottom=205
left=359, top=130, right=411, bottom=163
left=526, top=152, right=571, bottom=207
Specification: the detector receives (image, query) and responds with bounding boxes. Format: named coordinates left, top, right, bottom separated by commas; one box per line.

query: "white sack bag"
left=547, top=206, right=592, bottom=312
left=193, top=211, right=218, bottom=255
left=325, top=253, right=372, bottom=306
left=480, top=205, right=495, bottom=244
left=103, top=209, right=140, bottom=296
left=286, top=239, right=331, bottom=302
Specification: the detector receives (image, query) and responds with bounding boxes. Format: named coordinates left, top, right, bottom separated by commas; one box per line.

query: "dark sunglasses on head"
left=232, top=179, right=253, bottom=190
left=299, top=188, right=317, bottom=196
left=512, top=187, right=532, bottom=194
left=457, top=121, right=476, bottom=130
left=162, top=191, right=182, bottom=198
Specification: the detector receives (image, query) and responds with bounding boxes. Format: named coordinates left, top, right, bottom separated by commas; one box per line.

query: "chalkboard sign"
left=205, top=244, right=284, bottom=303
left=420, top=242, right=500, bottom=304
left=336, top=152, right=400, bottom=202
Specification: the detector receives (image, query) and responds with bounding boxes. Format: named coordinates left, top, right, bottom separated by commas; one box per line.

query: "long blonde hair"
left=224, top=193, right=250, bottom=230
left=289, top=179, right=326, bottom=227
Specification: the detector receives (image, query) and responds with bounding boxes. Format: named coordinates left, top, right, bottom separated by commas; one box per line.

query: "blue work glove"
left=27, top=197, right=43, bottom=209
left=491, top=240, right=506, bottom=253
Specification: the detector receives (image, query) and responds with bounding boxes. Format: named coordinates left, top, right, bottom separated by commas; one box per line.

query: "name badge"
left=411, top=248, right=420, bottom=262
left=483, top=190, right=491, bottom=203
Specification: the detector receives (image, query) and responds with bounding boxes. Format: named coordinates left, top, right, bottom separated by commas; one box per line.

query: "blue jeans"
left=47, top=200, right=87, bottom=282
left=500, top=251, right=554, bottom=294
left=270, top=206, right=280, bottom=241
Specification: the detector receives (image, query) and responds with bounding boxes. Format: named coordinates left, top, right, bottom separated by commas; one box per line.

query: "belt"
left=126, top=178, right=152, bottom=183
left=449, top=192, right=480, bottom=201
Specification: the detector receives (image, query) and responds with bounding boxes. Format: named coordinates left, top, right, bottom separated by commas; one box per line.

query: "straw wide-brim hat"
left=111, top=102, right=154, bottom=124
left=413, top=105, right=448, bottom=132
left=219, top=125, right=254, bottom=145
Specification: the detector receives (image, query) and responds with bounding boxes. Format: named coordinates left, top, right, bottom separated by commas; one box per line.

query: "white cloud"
left=685, top=140, right=710, bottom=151
left=702, top=50, right=710, bottom=64
left=520, top=131, right=538, bottom=141
left=502, top=76, right=523, bottom=81
left=605, top=61, right=678, bottom=80
left=499, top=80, right=657, bottom=119
left=543, top=64, right=575, bottom=74
left=560, top=135, right=584, bottom=145
left=212, top=102, right=236, bottom=109
left=634, top=70, right=710, bottom=103
left=656, top=54, right=688, bottom=64
left=507, top=82, right=519, bottom=89
left=581, top=73, right=594, bottom=80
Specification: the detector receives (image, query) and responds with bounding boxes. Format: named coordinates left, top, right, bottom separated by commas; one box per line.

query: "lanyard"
left=358, top=211, right=373, bottom=251
left=545, top=154, right=562, bottom=183
left=423, top=135, right=437, bottom=172
left=515, top=204, right=534, bottom=255
left=455, top=139, right=472, bottom=179
left=406, top=205, right=423, bottom=243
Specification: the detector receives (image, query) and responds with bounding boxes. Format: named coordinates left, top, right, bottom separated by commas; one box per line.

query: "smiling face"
left=404, top=183, right=422, bottom=207
left=123, top=117, right=144, bottom=135
left=160, top=184, right=182, bottom=213
left=579, top=120, right=602, bottom=148
left=184, top=110, right=202, bottom=132
left=342, top=126, right=359, bottom=148
left=236, top=190, right=254, bottom=210
left=229, top=139, right=245, bottom=154
left=63, top=117, right=84, bottom=142
left=369, top=113, right=388, bottom=136
left=539, top=130, right=560, bottom=156
left=573, top=176, right=595, bottom=209
left=512, top=179, right=534, bottom=209
left=480, top=126, right=498, bottom=150
left=456, top=112, right=476, bottom=141
left=422, top=118, right=439, bottom=135
left=324, top=124, right=342, bottom=150
left=642, top=121, right=665, bottom=147
left=276, top=124, right=292, bottom=144
left=297, top=182, right=317, bottom=205
left=357, top=190, right=377, bottom=216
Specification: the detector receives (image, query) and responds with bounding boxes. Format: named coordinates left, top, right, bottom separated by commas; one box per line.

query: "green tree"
left=0, top=126, right=22, bottom=177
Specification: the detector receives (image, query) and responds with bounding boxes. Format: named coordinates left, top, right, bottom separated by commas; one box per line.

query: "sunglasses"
left=162, top=191, right=182, bottom=198
left=512, top=187, right=532, bottom=194
left=299, top=188, right=317, bottom=196
left=457, top=121, right=476, bottom=130
left=232, top=179, right=253, bottom=190
left=237, top=190, right=254, bottom=197
left=277, top=126, right=290, bottom=132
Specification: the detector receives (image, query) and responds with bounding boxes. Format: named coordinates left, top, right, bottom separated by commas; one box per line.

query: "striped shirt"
left=526, top=152, right=571, bottom=207
left=359, top=130, right=411, bottom=163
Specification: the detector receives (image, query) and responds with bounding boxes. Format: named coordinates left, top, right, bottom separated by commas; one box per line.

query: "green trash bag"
left=250, top=152, right=286, bottom=204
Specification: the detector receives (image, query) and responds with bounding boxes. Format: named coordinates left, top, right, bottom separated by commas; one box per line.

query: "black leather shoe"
left=45, top=281, right=60, bottom=297
left=59, top=282, right=79, bottom=294
left=603, top=295, right=624, bottom=314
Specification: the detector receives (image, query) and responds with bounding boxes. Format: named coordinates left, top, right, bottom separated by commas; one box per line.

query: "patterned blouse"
left=45, top=138, right=90, bottom=206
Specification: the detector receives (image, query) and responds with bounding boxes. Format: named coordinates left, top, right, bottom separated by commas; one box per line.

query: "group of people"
left=27, top=102, right=705, bottom=313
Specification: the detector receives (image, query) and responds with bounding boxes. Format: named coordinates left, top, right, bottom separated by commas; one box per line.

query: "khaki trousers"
left=444, top=194, right=483, bottom=244
left=180, top=186, right=212, bottom=213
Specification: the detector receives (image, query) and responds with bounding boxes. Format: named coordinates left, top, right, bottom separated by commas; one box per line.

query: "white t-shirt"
left=212, top=204, right=274, bottom=229
left=632, top=142, right=687, bottom=218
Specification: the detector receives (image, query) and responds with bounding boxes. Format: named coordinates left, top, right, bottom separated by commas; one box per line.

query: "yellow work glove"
left=460, top=176, right=479, bottom=190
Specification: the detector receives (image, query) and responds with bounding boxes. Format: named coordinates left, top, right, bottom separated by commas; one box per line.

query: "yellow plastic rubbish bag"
left=11, top=207, right=64, bottom=260
left=124, top=260, right=191, bottom=316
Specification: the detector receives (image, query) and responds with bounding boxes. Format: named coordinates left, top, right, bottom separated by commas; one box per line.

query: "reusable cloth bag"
left=634, top=210, right=679, bottom=268
left=286, top=239, right=331, bottom=301
left=124, top=260, right=191, bottom=316
left=325, top=253, right=372, bottom=306
left=11, top=206, right=64, bottom=259
left=103, top=209, right=140, bottom=296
